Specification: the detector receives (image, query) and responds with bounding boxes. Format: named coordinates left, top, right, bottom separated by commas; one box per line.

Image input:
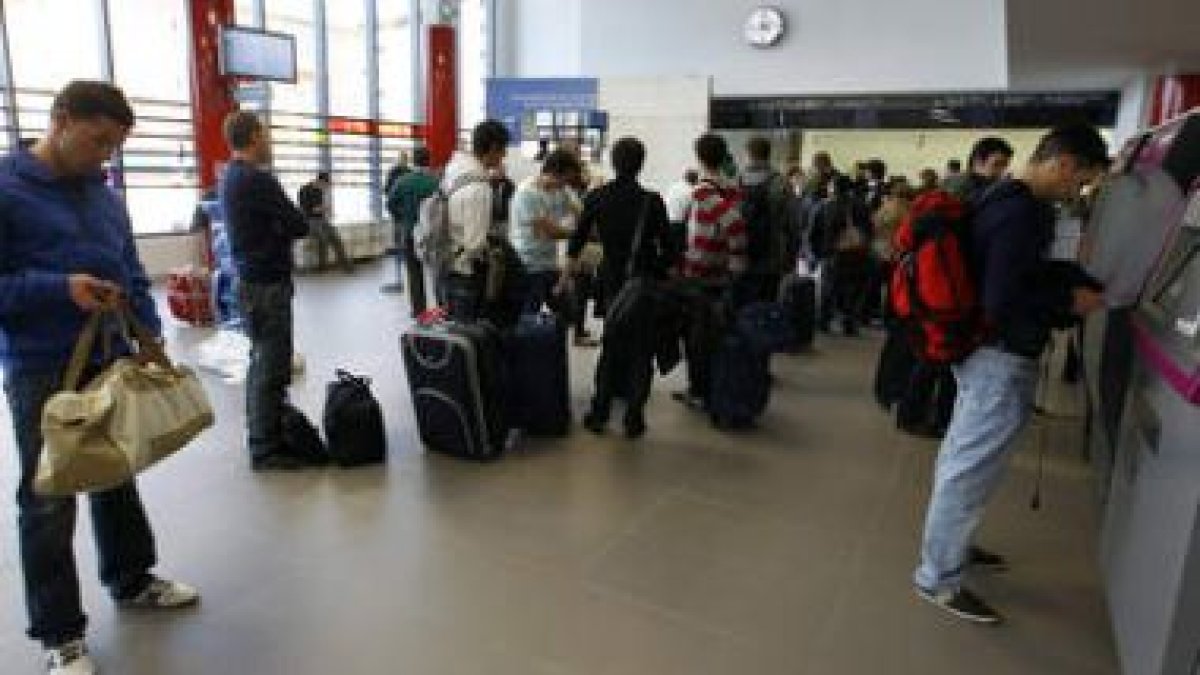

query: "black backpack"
left=297, top=183, right=323, bottom=218
left=281, top=403, right=330, bottom=465
left=740, top=177, right=774, bottom=266
left=323, top=370, right=387, bottom=467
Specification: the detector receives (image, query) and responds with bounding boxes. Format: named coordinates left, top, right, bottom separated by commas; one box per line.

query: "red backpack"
left=889, top=190, right=987, bottom=364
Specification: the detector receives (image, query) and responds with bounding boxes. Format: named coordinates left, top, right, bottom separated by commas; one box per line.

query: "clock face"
left=745, top=6, right=786, bottom=47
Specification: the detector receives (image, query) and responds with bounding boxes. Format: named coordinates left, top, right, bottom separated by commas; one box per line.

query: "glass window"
left=235, top=0, right=259, bottom=25
left=267, top=0, right=318, bottom=114
left=110, top=0, right=196, bottom=234
left=327, top=1, right=370, bottom=222
left=377, top=0, right=414, bottom=123
left=458, top=0, right=488, bottom=128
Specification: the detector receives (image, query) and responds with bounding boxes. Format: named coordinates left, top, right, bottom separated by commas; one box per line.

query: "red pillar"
left=188, top=0, right=237, bottom=191
left=426, top=24, right=458, bottom=169
left=1150, top=74, right=1200, bottom=126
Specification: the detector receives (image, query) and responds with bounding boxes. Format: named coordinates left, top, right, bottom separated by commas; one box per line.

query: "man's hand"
left=68, top=274, right=122, bottom=311
left=1072, top=287, right=1106, bottom=316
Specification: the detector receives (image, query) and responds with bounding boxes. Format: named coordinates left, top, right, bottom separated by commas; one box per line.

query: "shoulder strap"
left=627, top=193, right=652, bottom=279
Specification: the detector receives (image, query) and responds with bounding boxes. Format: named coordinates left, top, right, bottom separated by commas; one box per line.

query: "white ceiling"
left=1007, top=0, right=1200, bottom=90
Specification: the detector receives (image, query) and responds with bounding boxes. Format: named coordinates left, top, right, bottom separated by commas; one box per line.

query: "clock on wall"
left=744, top=6, right=786, bottom=48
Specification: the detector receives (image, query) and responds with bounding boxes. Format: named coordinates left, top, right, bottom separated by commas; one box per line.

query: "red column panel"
left=1150, top=74, right=1200, bottom=126
left=426, top=24, right=458, bottom=170
left=188, top=0, right=237, bottom=191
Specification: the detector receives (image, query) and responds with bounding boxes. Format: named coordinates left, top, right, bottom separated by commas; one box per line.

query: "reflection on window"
left=7, top=0, right=102, bottom=88
left=267, top=0, right=317, bottom=114
left=378, top=0, right=415, bottom=123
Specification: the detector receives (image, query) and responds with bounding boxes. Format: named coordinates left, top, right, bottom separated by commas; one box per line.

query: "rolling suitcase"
left=167, top=266, right=214, bottom=326
left=874, top=328, right=917, bottom=409
left=401, top=321, right=507, bottom=460
left=708, top=331, right=771, bottom=430
left=778, top=272, right=817, bottom=351
left=506, top=313, right=570, bottom=436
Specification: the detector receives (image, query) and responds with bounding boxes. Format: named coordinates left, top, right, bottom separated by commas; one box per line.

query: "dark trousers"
left=820, top=252, right=869, bottom=334
left=679, top=281, right=726, bottom=401
left=394, top=223, right=428, bottom=316
left=589, top=341, right=654, bottom=426
left=524, top=270, right=560, bottom=313
left=238, top=279, right=295, bottom=459
left=5, top=368, right=157, bottom=647
left=309, top=218, right=353, bottom=272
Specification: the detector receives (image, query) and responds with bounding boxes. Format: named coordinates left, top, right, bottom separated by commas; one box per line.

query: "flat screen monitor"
left=220, top=26, right=296, bottom=83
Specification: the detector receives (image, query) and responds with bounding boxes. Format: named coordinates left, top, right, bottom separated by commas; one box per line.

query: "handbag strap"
left=626, top=193, right=652, bottom=279
left=62, top=310, right=107, bottom=392
left=61, top=305, right=173, bottom=393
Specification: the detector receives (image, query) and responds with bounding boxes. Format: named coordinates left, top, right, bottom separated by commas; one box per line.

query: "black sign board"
left=711, top=91, right=1120, bottom=130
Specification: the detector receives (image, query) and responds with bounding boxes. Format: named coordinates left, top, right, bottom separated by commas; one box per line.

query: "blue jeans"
left=4, top=368, right=157, bottom=647
left=238, top=279, right=294, bottom=460
left=914, top=347, right=1039, bottom=593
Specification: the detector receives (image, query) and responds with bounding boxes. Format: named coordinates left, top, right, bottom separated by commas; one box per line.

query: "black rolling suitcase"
left=506, top=312, right=570, bottom=436
left=708, top=330, right=771, bottom=430
left=401, top=321, right=508, bottom=460
left=778, top=272, right=817, bottom=351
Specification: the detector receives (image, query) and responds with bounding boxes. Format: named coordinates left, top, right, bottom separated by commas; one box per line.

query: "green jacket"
left=386, top=168, right=439, bottom=228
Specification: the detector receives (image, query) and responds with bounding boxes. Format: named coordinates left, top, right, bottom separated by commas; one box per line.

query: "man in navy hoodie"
left=218, top=111, right=311, bottom=471
left=913, top=124, right=1109, bottom=625
left=0, top=81, right=199, bottom=675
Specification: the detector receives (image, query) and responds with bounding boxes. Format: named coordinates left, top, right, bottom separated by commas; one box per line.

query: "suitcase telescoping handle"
left=334, top=369, right=371, bottom=389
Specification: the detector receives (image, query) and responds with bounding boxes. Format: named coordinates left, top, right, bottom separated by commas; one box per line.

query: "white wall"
left=597, top=77, right=711, bottom=193
left=572, top=0, right=1008, bottom=95
left=506, top=0, right=582, bottom=78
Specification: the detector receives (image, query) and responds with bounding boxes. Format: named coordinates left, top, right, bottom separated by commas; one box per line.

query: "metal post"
left=249, top=0, right=272, bottom=128
left=366, top=0, right=383, bottom=221
left=96, top=0, right=126, bottom=190
left=410, top=0, right=423, bottom=124
left=314, top=0, right=331, bottom=176
left=0, top=0, right=22, bottom=148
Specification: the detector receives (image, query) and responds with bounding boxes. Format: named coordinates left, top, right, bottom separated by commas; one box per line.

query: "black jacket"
left=568, top=176, right=676, bottom=297
left=970, top=180, right=1101, bottom=357
left=219, top=160, right=309, bottom=283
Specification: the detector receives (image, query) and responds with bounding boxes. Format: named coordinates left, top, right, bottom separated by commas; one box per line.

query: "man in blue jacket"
left=218, top=111, right=312, bottom=471
left=914, top=124, right=1109, bottom=624
left=0, top=81, right=199, bottom=675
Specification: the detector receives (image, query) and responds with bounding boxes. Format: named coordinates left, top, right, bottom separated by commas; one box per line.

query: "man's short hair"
left=866, top=159, right=887, bottom=180
left=1030, top=123, right=1109, bottom=169
left=968, top=136, right=1015, bottom=167
left=471, top=120, right=510, bottom=156
left=413, top=146, right=431, bottom=167
left=946, top=159, right=963, bottom=173
left=52, top=80, right=135, bottom=128
left=223, top=111, right=263, bottom=151
left=695, top=133, right=728, bottom=171
left=541, top=149, right=578, bottom=177
left=747, top=135, right=771, bottom=162
left=611, top=137, right=645, bottom=177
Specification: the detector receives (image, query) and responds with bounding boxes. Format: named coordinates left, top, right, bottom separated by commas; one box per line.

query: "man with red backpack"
left=909, top=124, right=1108, bottom=624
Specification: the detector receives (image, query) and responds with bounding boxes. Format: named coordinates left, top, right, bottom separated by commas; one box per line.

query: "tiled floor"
left=0, top=260, right=1118, bottom=674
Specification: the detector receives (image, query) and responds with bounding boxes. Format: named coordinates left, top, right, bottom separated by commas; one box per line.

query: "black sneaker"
left=915, top=586, right=1002, bottom=625
left=623, top=415, right=647, bottom=439
left=251, top=454, right=311, bottom=472
left=582, top=412, right=608, bottom=435
left=671, top=390, right=705, bottom=411
left=968, top=545, right=1009, bottom=572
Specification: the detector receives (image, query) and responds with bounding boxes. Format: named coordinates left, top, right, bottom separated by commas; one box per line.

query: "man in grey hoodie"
left=737, top=135, right=797, bottom=305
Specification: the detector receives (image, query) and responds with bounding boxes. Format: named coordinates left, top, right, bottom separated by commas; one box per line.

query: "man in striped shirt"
left=673, top=133, right=748, bottom=410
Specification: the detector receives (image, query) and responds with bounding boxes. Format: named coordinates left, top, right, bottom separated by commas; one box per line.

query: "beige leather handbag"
left=35, top=307, right=214, bottom=496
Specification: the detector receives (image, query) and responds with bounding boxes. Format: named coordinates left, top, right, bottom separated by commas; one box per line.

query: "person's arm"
left=0, top=200, right=74, bottom=315
left=978, top=208, right=1045, bottom=326
left=723, top=198, right=749, bottom=276
left=253, top=172, right=309, bottom=239
left=648, top=193, right=677, bottom=274
left=459, top=182, right=493, bottom=262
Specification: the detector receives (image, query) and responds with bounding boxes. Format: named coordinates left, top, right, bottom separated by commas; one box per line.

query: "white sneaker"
left=119, top=576, right=200, bottom=610
left=46, top=639, right=96, bottom=674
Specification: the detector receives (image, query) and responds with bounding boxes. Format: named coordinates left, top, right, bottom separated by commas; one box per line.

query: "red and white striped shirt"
left=682, top=177, right=748, bottom=281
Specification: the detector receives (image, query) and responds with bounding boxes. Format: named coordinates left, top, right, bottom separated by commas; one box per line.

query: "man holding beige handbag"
left=0, top=81, right=200, bottom=675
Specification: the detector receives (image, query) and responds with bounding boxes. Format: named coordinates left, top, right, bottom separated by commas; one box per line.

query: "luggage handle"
left=335, top=369, right=372, bottom=389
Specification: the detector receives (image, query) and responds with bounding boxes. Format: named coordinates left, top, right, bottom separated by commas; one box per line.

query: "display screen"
left=219, top=26, right=296, bottom=83
left=1145, top=192, right=1200, bottom=352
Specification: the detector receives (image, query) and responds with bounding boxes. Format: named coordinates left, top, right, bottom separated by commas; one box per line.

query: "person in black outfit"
left=297, top=171, right=353, bottom=272
left=812, top=175, right=873, bottom=335
left=218, top=111, right=313, bottom=471
left=565, top=137, right=676, bottom=439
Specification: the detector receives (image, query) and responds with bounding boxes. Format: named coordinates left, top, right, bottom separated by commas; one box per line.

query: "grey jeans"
left=237, top=279, right=295, bottom=459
